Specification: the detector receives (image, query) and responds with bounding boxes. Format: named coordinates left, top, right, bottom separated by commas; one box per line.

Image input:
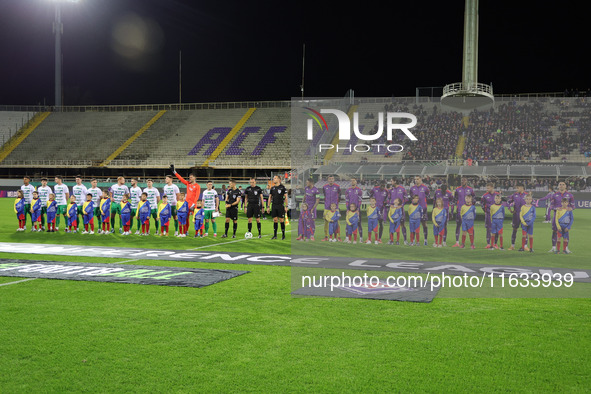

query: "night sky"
left=0, top=0, right=586, bottom=106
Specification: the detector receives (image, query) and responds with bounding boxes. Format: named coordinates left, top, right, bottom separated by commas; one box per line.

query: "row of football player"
left=13, top=189, right=292, bottom=239
left=15, top=174, right=291, bottom=239
left=303, top=177, right=576, bottom=253
left=296, top=194, right=574, bottom=254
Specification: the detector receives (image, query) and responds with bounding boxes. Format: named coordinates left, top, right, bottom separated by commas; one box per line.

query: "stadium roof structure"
left=311, top=163, right=589, bottom=178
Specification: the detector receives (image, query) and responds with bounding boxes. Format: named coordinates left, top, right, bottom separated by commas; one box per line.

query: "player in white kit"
left=202, top=181, right=219, bottom=237
left=36, top=177, right=53, bottom=231
left=53, top=176, right=70, bottom=231
left=143, top=179, right=161, bottom=235
left=163, top=175, right=181, bottom=236
left=72, top=175, right=88, bottom=228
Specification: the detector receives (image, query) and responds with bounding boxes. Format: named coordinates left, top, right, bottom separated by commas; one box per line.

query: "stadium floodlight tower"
left=441, top=0, right=494, bottom=111
left=50, top=0, right=79, bottom=109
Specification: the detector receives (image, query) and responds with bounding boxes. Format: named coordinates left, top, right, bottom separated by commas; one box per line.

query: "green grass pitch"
left=0, top=199, right=589, bottom=392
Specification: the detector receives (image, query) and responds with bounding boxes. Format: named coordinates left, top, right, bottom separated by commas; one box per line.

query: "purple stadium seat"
left=251, top=126, right=286, bottom=155
left=306, top=127, right=327, bottom=156
left=225, top=127, right=260, bottom=155
left=188, top=127, right=231, bottom=156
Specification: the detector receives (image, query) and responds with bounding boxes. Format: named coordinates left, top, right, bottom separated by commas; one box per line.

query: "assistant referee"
left=267, top=175, right=288, bottom=240
left=222, top=179, right=242, bottom=238
left=244, top=177, right=264, bottom=238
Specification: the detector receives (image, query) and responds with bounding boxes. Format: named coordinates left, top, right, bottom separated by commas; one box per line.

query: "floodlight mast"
left=53, top=1, right=62, bottom=108
left=51, top=0, right=78, bottom=109
left=441, top=0, right=493, bottom=109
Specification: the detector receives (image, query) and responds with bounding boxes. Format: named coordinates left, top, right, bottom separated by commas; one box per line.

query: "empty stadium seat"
left=0, top=111, right=36, bottom=148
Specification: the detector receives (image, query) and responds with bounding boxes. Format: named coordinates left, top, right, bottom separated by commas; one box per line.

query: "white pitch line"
left=0, top=278, right=37, bottom=287
left=189, top=230, right=293, bottom=250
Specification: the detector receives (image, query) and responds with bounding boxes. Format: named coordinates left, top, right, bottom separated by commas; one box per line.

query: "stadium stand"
left=3, top=111, right=161, bottom=164
left=0, top=97, right=588, bottom=170
left=556, top=98, right=591, bottom=160
left=462, top=98, right=591, bottom=163
left=403, top=105, right=463, bottom=161
left=321, top=105, right=358, bottom=162
left=463, top=101, right=555, bottom=162
left=203, top=108, right=257, bottom=166
left=115, top=108, right=253, bottom=166
left=325, top=98, right=590, bottom=165
left=0, top=112, right=50, bottom=164
left=325, top=102, right=464, bottom=163
left=0, top=111, right=36, bottom=147
left=100, top=110, right=167, bottom=166
left=213, top=107, right=291, bottom=168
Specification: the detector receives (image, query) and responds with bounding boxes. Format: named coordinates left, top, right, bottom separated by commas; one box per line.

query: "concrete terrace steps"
left=213, top=107, right=291, bottom=166
left=0, top=112, right=50, bottom=164
left=117, top=111, right=195, bottom=160
left=117, top=109, right=249, bottom=163
left=100, top=110, right=167, bottom=166
left=0, top=111, right=36, bottom=148
left=202, top=108, right=257, bottom=166
left=4, top=111, right=160, bottom=163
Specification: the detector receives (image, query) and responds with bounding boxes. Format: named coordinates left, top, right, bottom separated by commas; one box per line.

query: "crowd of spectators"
left=342, top=97, right=589, bottom=163
left=403, top=109, right=463, bottom=161
left=563, top=88, right=591, bottom=97
left=575, top=115, right=591, bottom=158
left=553, top=98, right=591, bottom=158
left=461, top=99, right=591, bottom=162
left=462, top=101, right=555, bottom=162
left=361, top=104, right=462, bottom=161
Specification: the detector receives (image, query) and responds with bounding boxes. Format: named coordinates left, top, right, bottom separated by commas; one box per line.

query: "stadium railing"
left=0, top=101, right=292, bottom=113
left=442, top=82, right=494, bottom=99
left=0, top=158, right=293, bottom=169
left=0, top=159, right=96, bottom=168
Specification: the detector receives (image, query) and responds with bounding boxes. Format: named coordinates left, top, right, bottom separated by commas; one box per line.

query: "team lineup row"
left=297, top=176, right=576, bottom=253
left=13, top=170, right=291, bottom=240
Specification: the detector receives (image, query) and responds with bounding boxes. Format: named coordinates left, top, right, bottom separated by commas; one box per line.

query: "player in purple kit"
left=304, top=178, right=320, bottom=219
left=369, top=180, right=389, bottom=243
left=535, top=185, right=554, bottom=223
left=480, top=182, right=500, bottom=249
left=409, top=176, right=430, bottom=246
left=345, top=178, right=364, bottom=242
left=432, top=183, right=453, bottom=246
left=452, top=177, right=475, bottom=247
left=322, top=175, right=341, bottom=241
left=506, top=183, right=530, bottom=250
left=548, top=181, right=575, bottom=253
left=389, top=178, right=408, bottom=244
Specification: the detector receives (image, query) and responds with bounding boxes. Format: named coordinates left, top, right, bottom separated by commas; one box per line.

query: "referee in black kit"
left=244, top=177, right=265, bottom=238
left=222, top=179, right=242, bottom=238
left=267, top=175, right=288, bottom=240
